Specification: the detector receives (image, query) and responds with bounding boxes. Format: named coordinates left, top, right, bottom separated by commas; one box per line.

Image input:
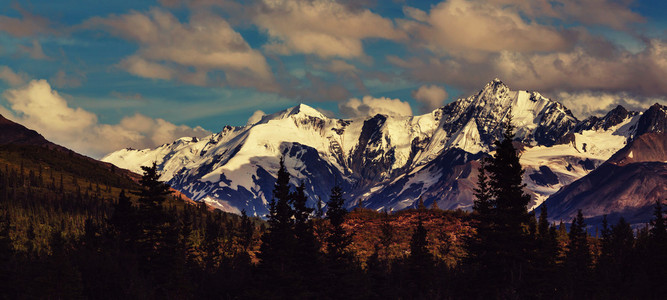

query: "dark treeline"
left=0, top=121, right=666, bottom=299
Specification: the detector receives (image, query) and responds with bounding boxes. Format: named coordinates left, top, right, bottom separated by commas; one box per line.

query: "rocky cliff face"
left=541, top=103, right=667, bottom=225
left=102, top=80, right=662, bottom=222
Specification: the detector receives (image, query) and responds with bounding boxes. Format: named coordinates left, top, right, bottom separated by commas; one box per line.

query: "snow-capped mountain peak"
left=102, top=80, right=652, bottom=218
left=258, top=103, right=327, bottom=125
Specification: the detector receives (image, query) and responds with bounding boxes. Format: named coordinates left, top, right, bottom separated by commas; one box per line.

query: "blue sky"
left=0, top=0, right=665, bottom=157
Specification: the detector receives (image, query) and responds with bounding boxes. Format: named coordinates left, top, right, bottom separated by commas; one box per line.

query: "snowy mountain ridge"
left=102, top=79, right=645, bottom=216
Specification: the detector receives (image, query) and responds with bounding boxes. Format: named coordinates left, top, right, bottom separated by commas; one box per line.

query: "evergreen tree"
left=646, top=200, right=667, bottom=297
left=416, top=196, right=426, bottom=210
left=257, top=157, right=298, bottom=298
left=238, top=210, right=254, bottom=252
left=487, top=115, right=531, bottom=234
left=529, top=205, right=558, bottom=297
left=378, top=210, right=394, bottom=261
left=325, top=185, right=352, bottom=263
left=133, top=162, right=184, bottom=296
left=109, top=190, right=137, bottom=247
left=409, top=216, right=431, bottom=266
left=472, top=158, right=492, bottom=216
left=292, top=183, right=314, bottom=244
left=364, top=245, right=388, bottom=299
left=135, top=162, right=172, bottom=213
left=649, top=200, right=666, bottom=246
left=565, top=209, right=591, bottom=298
left=290, top=182, right=321, bottom=297
left=133, top=163, right=173, bottom=259
left=608, top=218, right=635, bottom=296
left=258, top=157, right=295, bottom=269
left=467, top=117, right=533, bottom=298
left=314, top=196, right=324, bottom=219
left=0, top=210, right=15, bottom=297
left=42, top=226, right=83, bottom=299
left=406, top=215, right=434, bottom=297
left=203, top=214, right=221, bottom=270
left=323, top=184, right=356, bottom=299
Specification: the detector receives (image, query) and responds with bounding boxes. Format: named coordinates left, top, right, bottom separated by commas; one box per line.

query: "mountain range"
left=101, top=79, right=666, bottom=225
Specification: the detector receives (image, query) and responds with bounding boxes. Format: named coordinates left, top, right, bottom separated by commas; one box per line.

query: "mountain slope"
left=102, top=79, right=653, bottom=218
left=541, top=104, right=667, bottom=225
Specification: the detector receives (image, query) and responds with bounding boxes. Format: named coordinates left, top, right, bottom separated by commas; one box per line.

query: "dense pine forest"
left=0, top=122, right=665, bottom=299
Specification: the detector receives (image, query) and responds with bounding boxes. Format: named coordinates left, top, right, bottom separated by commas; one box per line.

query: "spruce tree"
left=608, top=218, right=635, bottom=296
left=257, top=157, right=298, bottom=298
left=646, top=200, right=666, bottom=297
left=468, top=117, right=533, bottom=297
left=405, top=215, right=434, bottom=298
left=110, top=190, right=137, bottom=247
left=472, top=158, right=492, bottom=216
left=530, top=205, right=558, bottom=297
left=409, top=216, right=431, bottom=266
left=133, top=163, right=173, bottom=258
left=487, top=114, right=531, bottom=235
left=314, top=196, right=324, bottom=219
left=290, top=182, right=321, bottom=296
left=378, top=210, right=394, bottom=261
left=133, top=162, right=182, bottom=296
left=323, top=184, right=356, bottom=299
left=649, top=200, right=666, bottom=246
left=258, top=157, right=295, bottom=270
left=325, top=185, right=352, bottom=263
left=0, top=210, right=14, bottom=295
left=292, top=183, right=313, bottom=242
left=238, top=210, right=254, bottom=252
left=565, top=209, right=591, bottom=298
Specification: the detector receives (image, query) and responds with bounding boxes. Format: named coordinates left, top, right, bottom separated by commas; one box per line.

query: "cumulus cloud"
left=86, top=8, right=275, bottom=90
left=556, top=91, right=659, bottom=119
left=317, top=60, right=359, bottom=74
left=390, top=38, right=667, bottom=100
left=401, top=0, right=577, bottom=61
left=486, top=0, right=644, bottom=30
left=118, top=56, right=176, bottom=81
left=0, top=5, right=53, bottom=37
left=254, top=0, right=405, bottom=58
left=1, top=80, right=211, bottom=158
left=0, top=66, right=28, bottom=86
left=412, top=85, right=448, bottom=112
left=246, top=110, right=266, bottom=125
left=339, top=96, right=412, bottom=118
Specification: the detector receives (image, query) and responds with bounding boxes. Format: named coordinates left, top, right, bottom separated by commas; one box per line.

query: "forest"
left=0, top=122, right=665, bottom=300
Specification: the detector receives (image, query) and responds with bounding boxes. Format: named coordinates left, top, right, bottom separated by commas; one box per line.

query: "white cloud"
left=412, top=85, right=448, bottom=112
left=486, top=0, right=644, bottom=30
left=2, top=79, right=211, bottom=158
left=118, top=55, right=176, bottom=81
left=401, top=0, right=576, bottom=61
left=324, top=60, right=358, bottom=74
left=86, top=8, right=275, bottom=90
left=246, top=110, right=265, bottom=125
left=391, top=38, right=667, bottom=99
left=0, top=66, right=28, bottom=86
left=255, top=0, right=405, bottom=58
left=339, top=95, right=412, bottom=118
left=556, top=91, right=659, bottom=118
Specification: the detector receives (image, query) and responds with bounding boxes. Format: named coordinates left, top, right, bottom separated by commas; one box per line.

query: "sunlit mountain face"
left=103, top=80, right=667, bottom=226
left=1, top=2, right=667, bottom=299
left=0, top=0, right=665, bottom=160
